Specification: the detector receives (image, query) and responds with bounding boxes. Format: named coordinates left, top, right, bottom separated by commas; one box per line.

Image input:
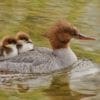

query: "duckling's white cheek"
left=19, top=43, right=34, bottom=53
left=3, top=46, right=18, bottom=58
left=26, top=43, right=34, bottom=50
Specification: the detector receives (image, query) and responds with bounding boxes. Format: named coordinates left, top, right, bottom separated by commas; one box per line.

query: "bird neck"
left=49, top=37, right=70, bottom=50
left=53, top=47, right=78, bottom=67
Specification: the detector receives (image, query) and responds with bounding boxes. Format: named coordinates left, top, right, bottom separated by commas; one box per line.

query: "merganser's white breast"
left=53, top=48, right=77, bottom=67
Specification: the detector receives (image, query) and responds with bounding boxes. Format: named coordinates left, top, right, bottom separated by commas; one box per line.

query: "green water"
left=0, top=0, right=100, bottom=100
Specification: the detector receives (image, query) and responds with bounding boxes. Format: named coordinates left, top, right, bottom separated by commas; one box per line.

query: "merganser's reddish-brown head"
left=16, top=32, right=34, bottom=53
left=43, top=20, right=95, bottom=49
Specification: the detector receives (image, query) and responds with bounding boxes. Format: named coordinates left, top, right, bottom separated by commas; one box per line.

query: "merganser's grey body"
left=0, top=46, right=77, bottom=74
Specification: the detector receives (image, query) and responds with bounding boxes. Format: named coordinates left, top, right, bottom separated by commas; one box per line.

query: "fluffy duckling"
left=0, top=36, right=19, bottom=58
left=16, top=32, right=34, bottom=53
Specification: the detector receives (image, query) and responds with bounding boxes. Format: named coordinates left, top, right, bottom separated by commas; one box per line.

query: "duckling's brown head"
left=43, top=20, right=95, bottom=49
left=16, top=32, right=30, bottom=41
left=1, top=36, right=18, bottom=56
left=2, top=36, right=17, bottom=47
left=16, top=32, right=33, bottom=49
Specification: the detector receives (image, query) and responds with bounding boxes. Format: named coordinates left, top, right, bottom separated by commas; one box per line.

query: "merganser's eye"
left=72, top=31, right=77, bottom=36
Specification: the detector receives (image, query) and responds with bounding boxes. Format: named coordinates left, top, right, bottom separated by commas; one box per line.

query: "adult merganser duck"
left=0, top=36, right=19, bottom=59
left=0, top=20, right=97, bottom=74
left=16, top=31, right=34, bottom=53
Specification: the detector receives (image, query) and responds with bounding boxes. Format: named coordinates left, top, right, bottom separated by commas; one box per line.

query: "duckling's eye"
left=13, top=41, right=17, bottom=44
left=8, top=41, right=12, bottom=44
left=9, top=40, right=17, bottom=44
left=24, top=38, right=28, bottom=41
left=20, top=37, right=28, bottom=41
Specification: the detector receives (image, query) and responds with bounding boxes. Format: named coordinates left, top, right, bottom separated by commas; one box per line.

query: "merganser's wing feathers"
left=0, top=57, right=61, bottom=74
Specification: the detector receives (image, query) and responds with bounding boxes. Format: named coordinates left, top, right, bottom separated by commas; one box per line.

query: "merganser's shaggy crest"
left=0, top=20, right=96, bottom=74
left=16, top=32, right=34, bottom=53
left=0, top=36, right=19, bottom=59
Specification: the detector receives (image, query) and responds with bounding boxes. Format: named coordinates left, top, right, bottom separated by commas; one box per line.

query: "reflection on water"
left=0, top=72, right=81, bottom=100
left=0, top=0, right=100, bottom=100
left=44, top=73, right=85, bottom=100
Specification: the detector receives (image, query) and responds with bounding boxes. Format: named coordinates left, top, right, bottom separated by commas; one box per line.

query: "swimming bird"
left=0, top=36, right=19, bottom=59
left=0, top=20, right=96, bottom=74
left=16, top=31, right=34, bottom=53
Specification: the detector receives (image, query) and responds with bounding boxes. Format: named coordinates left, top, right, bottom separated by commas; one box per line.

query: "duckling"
left=0, top=36, right=19, bottom=58
left=16, top=32, right=34, bottom=53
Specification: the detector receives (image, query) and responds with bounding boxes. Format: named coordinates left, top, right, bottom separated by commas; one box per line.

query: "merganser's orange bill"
left=76, top=33, right=96, bottom=40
